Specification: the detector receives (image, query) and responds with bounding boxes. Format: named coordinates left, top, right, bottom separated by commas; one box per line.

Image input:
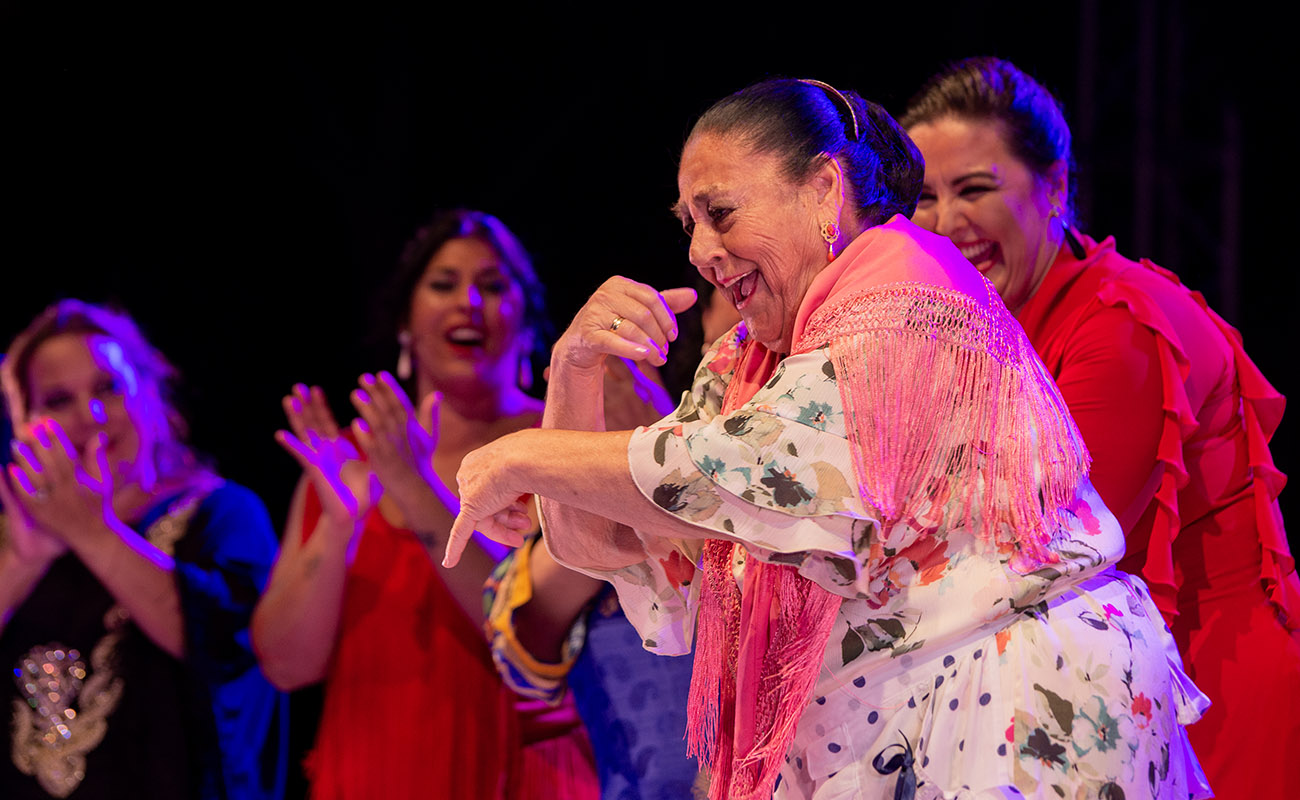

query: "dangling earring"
left=517, top=333, right=535, bottom=391
left=820, top=220, right=840, bottom=262
left=518, top=355, right=533, bottom=391
left=396, top=331, right=412, bottom=381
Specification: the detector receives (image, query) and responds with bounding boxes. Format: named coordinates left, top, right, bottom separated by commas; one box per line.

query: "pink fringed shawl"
left=686, top=218, right=1090, bottom=800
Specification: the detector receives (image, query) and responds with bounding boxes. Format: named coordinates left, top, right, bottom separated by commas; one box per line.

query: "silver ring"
left=31, top=489, right=50, bottom=503
left=609, top=315, right=625, bottom=332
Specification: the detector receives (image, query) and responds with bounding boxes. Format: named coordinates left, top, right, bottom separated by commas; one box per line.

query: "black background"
left=1, top=4, right=1290, bottom=792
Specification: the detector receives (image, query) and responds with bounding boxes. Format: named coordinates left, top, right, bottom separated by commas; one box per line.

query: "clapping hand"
left=1, top=461, right=67, bottom=566
left=4, top=420, right=115, bottom=555
left=349, top=372, right=438, bottom=494
left=277, top=384, right=378, bottom=533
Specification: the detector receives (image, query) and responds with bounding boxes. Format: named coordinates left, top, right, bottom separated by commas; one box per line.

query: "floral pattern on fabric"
left=586, top=316, right=1210, bottom=799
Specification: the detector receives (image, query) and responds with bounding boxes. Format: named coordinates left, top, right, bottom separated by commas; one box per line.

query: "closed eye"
left=478, top=275, right=512, bottom=295
left=959, top=185, right=994, bottom=199
left=35, top=389, right=73, bottom=412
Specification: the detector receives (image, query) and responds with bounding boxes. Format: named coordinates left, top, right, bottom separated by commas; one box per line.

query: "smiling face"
left=908, top=116, right=1066, bottom=313
left=405, top=236, right=530, bottom=396
left=675, top=134, right=832, bottom=354
left=23, top=332, right=163, bottom=485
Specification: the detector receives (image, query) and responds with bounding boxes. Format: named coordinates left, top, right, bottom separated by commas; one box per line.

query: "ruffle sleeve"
left=606, top=345, right=900, bottom=655
left=1095, top=261, right=1296, bottom=629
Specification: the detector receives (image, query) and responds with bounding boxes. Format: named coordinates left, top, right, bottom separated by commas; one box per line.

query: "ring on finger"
left=610, top=315, right=625, bottom=332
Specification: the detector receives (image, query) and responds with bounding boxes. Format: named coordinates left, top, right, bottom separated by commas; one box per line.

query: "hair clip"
left=800, top=78, right=860, bottom=142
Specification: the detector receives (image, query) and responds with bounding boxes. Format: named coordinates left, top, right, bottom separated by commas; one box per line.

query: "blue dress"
left=486, top=536, right=699, bottom=800
left=1, top=481, right=287, bottom=800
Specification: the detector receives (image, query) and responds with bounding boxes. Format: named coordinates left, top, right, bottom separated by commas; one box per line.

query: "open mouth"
left=445, top=326, right=487, bottom=348
left=721, top=271, right=759, bottom=309
left=957, top=240, right=999, bottom=272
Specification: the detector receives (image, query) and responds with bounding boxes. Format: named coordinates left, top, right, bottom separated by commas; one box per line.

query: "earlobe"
left=1047, top=159, right=1069, bottom=207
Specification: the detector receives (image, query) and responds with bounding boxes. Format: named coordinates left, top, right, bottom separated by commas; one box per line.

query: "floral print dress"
left=586, top=322, right=1211, bottom=800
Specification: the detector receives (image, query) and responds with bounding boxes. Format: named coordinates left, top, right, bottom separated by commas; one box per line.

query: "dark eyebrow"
left=954, top=170, right=1000, bottom=184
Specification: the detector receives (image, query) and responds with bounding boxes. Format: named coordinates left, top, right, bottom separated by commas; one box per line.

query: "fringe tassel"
left=688, top=541, right=843, bottom=800
left=803, top=284, right=1089, bottom=567
left=688, top=282, right=1090, bottom=800
left=729, top=571, right=841, bottom=799
left=687, top=540, right=737, bottom=774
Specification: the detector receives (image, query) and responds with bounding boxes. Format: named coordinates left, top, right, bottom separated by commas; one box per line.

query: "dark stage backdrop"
left=1, top=4, right=1289, bottom=794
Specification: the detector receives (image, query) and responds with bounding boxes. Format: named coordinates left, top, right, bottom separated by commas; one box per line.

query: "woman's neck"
left=425, top=380, right=543, bottom=453
left=1016, top=228, right=1067, bottom=315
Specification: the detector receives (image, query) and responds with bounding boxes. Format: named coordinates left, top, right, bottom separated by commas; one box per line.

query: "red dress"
left=299, top=490, right=597, bottom=800
left=1016, top=233, right=1300, bottom=799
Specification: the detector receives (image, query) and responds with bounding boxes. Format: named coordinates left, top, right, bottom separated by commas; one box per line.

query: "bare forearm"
left=515, top=430, right=720, bottom=570
left=251, top=519, right=352, bottom=690
left=0, top=549, right=49, bottom=637
left=540, top=361, right=650, bottom=567
left=511, top=537, right=606, bottom=662
left=67, top=521, right=186, bottom=658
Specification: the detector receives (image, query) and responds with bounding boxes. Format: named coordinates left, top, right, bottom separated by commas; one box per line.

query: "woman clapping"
left=0, top=300, right=285, bottom=800
left=252, top=210, right=596, bottom=800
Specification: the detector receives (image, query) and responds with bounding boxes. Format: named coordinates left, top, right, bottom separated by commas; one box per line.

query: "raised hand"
left=6, top=420, right=116, bottom=548
left=282, top=383, right=344, bottom=443
left=349, top=371, right=438, bottom=491
left=275, top=428, right=377, bottom=529
left=0, top=463, right=67, bottom=565
left=552, top=277, right=697, bottom=372
left=279, top=384, right=378, bottom=531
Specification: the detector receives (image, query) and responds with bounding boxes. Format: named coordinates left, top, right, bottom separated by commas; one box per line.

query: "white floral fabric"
left=583, top=321, right=1211, bottom=799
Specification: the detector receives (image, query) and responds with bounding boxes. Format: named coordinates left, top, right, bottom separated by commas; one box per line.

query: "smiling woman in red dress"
left=251, top=209, right=596, bottom=800
left=904, top=56, right=1300, bottom=799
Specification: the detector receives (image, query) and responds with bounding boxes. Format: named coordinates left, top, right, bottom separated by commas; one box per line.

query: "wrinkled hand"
left=553, top=277, right=697, bottom=372
left=280, top=384, right=378, bottom=528
left=441, top=434, right=534, bottom=568
left=349, top=371, right=438, bottom=491
left=602, top=358, right=676, bottom=430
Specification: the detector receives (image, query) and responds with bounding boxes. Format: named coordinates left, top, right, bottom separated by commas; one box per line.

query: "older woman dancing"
left=444, top=79, right=1210, bottom=799
left=903, top=57, right=1298, bottom=799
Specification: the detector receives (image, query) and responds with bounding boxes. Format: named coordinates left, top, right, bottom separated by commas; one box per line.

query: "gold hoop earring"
left=820, top=220, right=840, bottom=262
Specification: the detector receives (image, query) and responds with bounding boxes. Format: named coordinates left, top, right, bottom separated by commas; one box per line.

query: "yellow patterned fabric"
left=484, top=535, right=584, bottom=705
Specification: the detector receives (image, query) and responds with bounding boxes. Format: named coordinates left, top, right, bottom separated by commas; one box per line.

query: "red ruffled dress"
left=1016, top=233, right=1300, bottom=799
left=299, top=488, right=597, bottom=800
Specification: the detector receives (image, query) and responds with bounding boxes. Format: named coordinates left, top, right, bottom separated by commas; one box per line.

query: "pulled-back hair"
left=901, top=57, right=1075, bottom=215
left=2, top=299, right=199, bottom=481
left=689, top=78, right=925, bottom=227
